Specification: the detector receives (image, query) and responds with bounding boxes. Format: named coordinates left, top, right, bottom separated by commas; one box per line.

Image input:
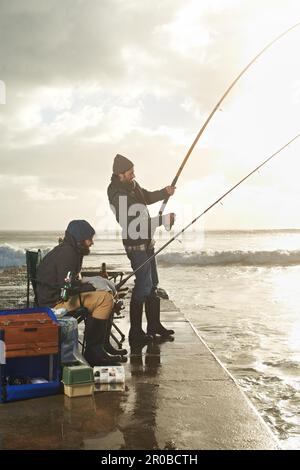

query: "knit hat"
left=113, top=154, right=133, bottom=175
left=66, top=220, right=95, bottom=241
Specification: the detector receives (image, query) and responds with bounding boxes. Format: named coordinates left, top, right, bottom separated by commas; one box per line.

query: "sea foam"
left=158, top=250, right=300, bottom=266
left=0, top=244, right=26, bottom=268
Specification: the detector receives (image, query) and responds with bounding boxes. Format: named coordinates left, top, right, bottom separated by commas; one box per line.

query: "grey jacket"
left=107, top=174, right=167, bottom=247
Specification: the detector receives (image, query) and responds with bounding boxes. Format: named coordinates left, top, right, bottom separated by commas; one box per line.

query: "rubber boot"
left=83, top=316, right=121, bottom=366
left=145, top=294, right=174, bottom=337
left=104, top=312, right=128, bottom=357
left=128, top=300, right=151, bottom=346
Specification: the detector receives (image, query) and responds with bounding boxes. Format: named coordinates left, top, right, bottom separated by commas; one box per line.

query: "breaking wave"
left=158, top=250, right=300, bottom=267
left=2, top=243, right=300, bottom=269
left=0, top=244, right=26, bottom=268
left=0, top=245, right=51, bottom=269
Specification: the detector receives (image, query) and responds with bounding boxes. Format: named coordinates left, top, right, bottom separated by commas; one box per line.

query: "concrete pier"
left=0, top=298, right=280, bottom=450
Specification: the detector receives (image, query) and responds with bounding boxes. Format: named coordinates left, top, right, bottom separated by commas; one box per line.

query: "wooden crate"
left=0, top=312, right=59, bottom=358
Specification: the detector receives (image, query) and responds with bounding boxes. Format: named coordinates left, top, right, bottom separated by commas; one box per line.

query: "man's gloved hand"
left=163, top=213, right=176, bottom=231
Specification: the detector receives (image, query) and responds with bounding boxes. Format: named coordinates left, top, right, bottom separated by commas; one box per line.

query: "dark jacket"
left=107, top=174, right=167, bottom=247
left=36, top=232, right=95, bottom=307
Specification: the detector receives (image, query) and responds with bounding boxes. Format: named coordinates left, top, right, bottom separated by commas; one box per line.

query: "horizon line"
left=1, top=228, right=300, bottom=233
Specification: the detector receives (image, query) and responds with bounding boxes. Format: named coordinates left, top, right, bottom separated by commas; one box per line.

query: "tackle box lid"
left=62, top=363, right=94, bottom=385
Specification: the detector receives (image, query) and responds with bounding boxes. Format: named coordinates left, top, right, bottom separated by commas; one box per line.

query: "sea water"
left=0, top=229, right=300, bottom=449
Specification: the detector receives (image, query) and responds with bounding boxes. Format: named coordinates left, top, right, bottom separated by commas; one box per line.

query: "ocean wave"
left=3, top=243, right=300, bottom=268
left=263, top=359, right=300, bottom=370
left=158, top=250, right=300, bottom=267
left=91, top=251, right=125, bottom=256
left=0, top=244, right=26, bottom=268
left=0, top=244, right=52, bottom=269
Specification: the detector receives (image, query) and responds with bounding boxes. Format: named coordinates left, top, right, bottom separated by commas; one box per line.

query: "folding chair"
left=26, top=249, right=42, bottom=307
left=25, top=251, right=126, bottom=352
left=81, top=269, right=127, bottom=348
left=25, top=250, right=89, bottom=353
left=106, top=272, right=128, bottom=347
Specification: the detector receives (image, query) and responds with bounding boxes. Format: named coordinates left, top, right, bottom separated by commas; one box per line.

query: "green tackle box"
left=62, top=363, right=94, bottom=386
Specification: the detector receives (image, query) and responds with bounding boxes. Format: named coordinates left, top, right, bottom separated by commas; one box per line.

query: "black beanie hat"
left=113, top=154, right=133, bottom=175
left=66, top=220, right=95, bottom=241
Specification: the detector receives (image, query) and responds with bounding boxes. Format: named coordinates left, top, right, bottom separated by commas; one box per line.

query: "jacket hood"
left=63, top=231, right=79, bottom=248
left=66, top=219, right=95, bottom=242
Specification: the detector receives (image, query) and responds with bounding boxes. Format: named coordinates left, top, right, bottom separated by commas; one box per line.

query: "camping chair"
left=26, top=250, right=89, bottom=353
left=25, top=250, right=126, bottom=352
left=26, top=249, right=42, bottom=307
left=81, top=270, right=127, bottom=348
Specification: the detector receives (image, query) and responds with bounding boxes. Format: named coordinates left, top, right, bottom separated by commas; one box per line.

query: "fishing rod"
left=158, top=22, right=300, bottom=218
left=117, top=133, right=300, bottom=290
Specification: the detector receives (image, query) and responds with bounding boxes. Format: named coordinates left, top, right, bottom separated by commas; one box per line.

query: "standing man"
left=36, top=219, right=126, bottom=366
left=107, top=154, right=176, bottom=345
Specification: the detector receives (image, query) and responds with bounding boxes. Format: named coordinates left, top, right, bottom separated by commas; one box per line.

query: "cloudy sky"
left=0, top=0, right=300, bottom=231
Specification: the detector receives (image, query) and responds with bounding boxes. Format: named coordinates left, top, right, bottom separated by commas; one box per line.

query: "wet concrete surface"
left=0, top=298, right=280, bottom=450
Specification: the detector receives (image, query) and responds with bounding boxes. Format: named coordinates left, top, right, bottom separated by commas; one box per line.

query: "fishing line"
left=117, top=133, right=300, bottom=289
left=159, top=22, right=300, bottom=217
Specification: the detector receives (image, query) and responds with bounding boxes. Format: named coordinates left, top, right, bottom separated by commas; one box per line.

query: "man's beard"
left=78, top=243, right=90, bottom=256
left=121, top=178, right=135, bottom=189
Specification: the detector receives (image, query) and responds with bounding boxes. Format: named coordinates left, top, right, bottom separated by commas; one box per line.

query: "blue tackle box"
left=0, top=307, right=61, bottom=402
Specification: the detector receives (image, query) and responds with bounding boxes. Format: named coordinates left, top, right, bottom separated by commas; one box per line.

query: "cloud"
left=0, top=173, right=77, bottom=201
left=0, top=0, right=182, bottom=88
left=24, top=186, right=77, bottom=201
left=0, top=0, right=300, bottom=230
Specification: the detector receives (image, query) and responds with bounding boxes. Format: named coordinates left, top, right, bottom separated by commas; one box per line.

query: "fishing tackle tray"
left=0, top=307, right=61, bottom=402
left=0, top=310, right=59, bottom=358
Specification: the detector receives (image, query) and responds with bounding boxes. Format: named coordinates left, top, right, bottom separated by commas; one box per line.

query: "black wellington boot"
left=128, top=300, right=151, bottom=346
left=83, top=316, right=121, bottom=367
left=145, top=294, right=175, bottom=337
left=104, top=312, right=128, bottom=357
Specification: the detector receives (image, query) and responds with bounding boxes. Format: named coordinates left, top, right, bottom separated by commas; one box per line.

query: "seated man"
left=36, top=219, right=126, bottom=366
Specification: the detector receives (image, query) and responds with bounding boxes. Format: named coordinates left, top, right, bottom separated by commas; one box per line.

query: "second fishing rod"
left=158, top=22, right=300, bottom=218
left=116, top=133, right=300, bottom=290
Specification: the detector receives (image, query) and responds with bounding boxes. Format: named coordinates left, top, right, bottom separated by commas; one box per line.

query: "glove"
left=163, top=213, right=176, bottom=231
